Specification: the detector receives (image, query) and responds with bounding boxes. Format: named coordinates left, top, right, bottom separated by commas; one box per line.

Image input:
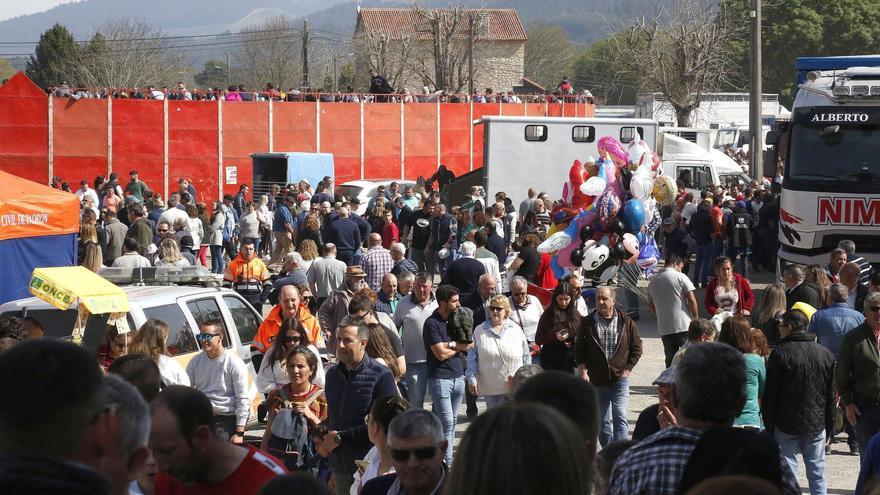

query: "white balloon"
left=581, top=244, right=610, bottom=271
left=580, top=177, right=606, bottom=196
left=630, top=176, right=653, bottom=200
left=538, top=231, right=571, bottom=253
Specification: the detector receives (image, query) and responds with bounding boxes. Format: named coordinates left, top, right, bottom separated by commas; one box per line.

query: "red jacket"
left=704, top=273, right=754, bottom=315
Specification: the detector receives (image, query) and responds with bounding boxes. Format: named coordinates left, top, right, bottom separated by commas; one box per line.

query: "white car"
left=336, top=179, right=418, bottom=216
left=0, top=284, right=264, bottom=415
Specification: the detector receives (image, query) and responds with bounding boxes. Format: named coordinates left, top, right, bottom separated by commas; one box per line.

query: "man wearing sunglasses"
left=321, top=318, right=398, bottom=495
left=186, top=320, right=251, bottom=443
left=836, top=291, right=880, bottom=457
left=360, top=409, right=447, bottom=495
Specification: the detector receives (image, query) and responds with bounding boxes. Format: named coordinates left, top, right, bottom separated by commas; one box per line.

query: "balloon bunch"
left=540, top=134, right=677, bottom=281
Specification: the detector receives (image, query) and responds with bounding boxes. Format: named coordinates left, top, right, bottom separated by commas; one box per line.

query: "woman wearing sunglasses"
left=350, top=395, right=410, bottom=495
left=257, top=317, right=326, bottom=393
left=467, top=295, right=531, bottom=408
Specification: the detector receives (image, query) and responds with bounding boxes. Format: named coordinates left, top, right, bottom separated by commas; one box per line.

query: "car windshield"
left=788, top=122, right=880, bottom=192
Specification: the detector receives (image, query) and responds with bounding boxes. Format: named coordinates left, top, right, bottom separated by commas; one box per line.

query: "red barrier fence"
left=0, top=73, right=594, bottom=203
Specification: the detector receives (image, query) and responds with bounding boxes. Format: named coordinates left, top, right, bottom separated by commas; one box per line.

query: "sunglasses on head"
left=389, top=444, right=440, bottom=462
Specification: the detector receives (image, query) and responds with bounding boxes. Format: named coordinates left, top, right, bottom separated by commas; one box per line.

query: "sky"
left=0, top=0, right=76, bottom=22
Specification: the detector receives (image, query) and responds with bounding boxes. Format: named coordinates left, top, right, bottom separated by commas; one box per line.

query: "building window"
left=572, top=126, right=595, bottom=143
left=524, top=125, right=548, bottom=142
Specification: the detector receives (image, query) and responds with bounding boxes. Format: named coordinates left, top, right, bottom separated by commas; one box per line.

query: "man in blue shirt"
left=330, top=207, right=363, bottom=266
left=811, top=283, right=866, bottom=357
left=810, top=282, right=865, bottom=455
left=271, top=192, right=297, bottom=264
left=423, top=285, right=472, bottom=466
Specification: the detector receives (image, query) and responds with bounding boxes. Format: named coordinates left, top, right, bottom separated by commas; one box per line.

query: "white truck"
left=446, top=116, right=659, bottom=205
left=659, top=133, right=751, bottom=196
left=766, top=56, right=880, bottom=270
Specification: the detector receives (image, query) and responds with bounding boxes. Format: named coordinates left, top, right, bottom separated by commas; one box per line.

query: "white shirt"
left=186, top=350, right=251, bottom=426
left=111, top=252, right=152, bottom=268
left=158, top=354, right=190, bottom=387
left=76, top=187, right=100, bottom=208
left=508, top=294, right=544, bottom=341
left=393, top=294, right=439, bottom=363
left=647, top=267, right=696, bottom=336
left=308, top=256, right=347, bottom=298
left=158, top=207, right=189, bottom=230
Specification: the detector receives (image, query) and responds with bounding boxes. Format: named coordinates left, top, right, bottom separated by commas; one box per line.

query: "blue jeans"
left=596, top=376, right=630, bottom=448
left=404, top=362, right=429, bottom=410
left=429, top=376, right=465, bottom=466
left=775, top=430, right=826, bottom=495
left=735, top=247, right=751, bottom=278
left=693, top=243, right=714, bottom=286
left=210, top=245, right=225, bottom=274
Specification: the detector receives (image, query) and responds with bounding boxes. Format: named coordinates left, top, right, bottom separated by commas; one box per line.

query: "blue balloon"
left=620, top=199, right=646, bottom=233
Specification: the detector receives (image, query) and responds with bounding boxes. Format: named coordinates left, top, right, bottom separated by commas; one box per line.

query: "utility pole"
left=749, top=0, right=763, bottom=179
left=333, top=53, right=338, bottom=93
left=302, top=19, right=310, bottom=90
left=467, top=14, right=475, bottom=96
left=225, top=52, right=230, bottom=88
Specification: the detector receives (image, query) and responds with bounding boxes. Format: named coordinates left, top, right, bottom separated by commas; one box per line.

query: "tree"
left=611, top=0, right=746, bottom=126
left=194, top=60, right=229, bottom=90
left=412, top=2, right=473, bottom=92
left=361, top=31, right=414, bottom=92
left=569, top=34, right=640, bottom=105
left=233, top=16, right=302, bottom=91
left=722, top=0, right=880, bottom=106
left=523, top=21, right=577, bottom=89
left=0, top=58, right=16, bottom=81
left=26, top=24, right=78, bottom=88
left=74, top=19, right=183, bottom=89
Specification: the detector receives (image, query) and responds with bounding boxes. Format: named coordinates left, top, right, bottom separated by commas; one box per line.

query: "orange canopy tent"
left=0, top=170, right=80, bottom=303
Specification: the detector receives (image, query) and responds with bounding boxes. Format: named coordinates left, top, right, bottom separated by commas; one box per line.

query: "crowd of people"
left=3, top=163, right=880, bottom=495
left=43, top=73, right=595, bottom=106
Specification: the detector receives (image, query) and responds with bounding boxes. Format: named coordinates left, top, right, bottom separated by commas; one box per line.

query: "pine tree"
left=26, top=24, right=79, bottom=88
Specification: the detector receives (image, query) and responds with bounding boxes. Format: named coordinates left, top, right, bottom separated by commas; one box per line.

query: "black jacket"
left=785, top=282, right=822, bottom=310
left=0, top=454, right=111, bottom=495
left=689, top=209, right=714, bottom=245
left=763, top=333, right=836, bottom=436
left=726, top=209, right=754, bottom=248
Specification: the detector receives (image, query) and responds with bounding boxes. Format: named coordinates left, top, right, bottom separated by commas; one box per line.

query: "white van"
left=660, top=133, right=751, bottom=196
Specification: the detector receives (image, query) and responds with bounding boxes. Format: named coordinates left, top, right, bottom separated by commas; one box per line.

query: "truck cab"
left=767, top=58, right=880, bottom=271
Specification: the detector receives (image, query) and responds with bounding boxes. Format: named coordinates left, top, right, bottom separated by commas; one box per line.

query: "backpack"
left=266, top=387, right=321, bottom=473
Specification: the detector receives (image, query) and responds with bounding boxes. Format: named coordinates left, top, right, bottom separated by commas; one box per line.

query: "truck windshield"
left=788, top=123, right=880, bottom=192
